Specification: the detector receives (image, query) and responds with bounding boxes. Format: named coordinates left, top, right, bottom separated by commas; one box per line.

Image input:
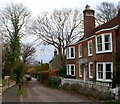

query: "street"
left=2, top=78, right=97, bottom=103
left=22, top=79, right=94, bottom=102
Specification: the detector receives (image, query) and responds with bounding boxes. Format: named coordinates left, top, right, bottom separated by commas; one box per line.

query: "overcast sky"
left=1, top=0, right=119, bottom=63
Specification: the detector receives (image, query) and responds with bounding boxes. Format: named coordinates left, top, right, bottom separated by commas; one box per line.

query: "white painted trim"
left=66, top=64, right=75, bottom=76
left=96, top=62, right=113, bottom=82
left=66, top=47, right=75, bottom=59
left=96, top=33, right=112, bottom=54
left=88, top=40, right=93, bottom=56
left=77, top=35, right=95, bottom=44
left=78, top=44, right=82, bottom=58
left=95, top=25, right=119, bottom=34
left=79, top=64, right=82, bottom=77
left=89, top=62, right=93, bottom=78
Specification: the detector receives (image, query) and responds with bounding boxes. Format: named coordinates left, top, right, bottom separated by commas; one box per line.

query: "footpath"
left=2, top=84, right=21, bottom=103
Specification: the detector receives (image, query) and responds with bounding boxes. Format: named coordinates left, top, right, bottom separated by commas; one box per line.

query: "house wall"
left=66, top=29, right=117, bottom=82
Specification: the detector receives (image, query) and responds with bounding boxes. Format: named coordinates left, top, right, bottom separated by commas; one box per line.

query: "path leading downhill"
left=22, top=79, right=97, bottom=103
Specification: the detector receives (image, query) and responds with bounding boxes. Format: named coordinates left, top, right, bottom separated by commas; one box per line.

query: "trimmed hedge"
left=40, top=71, right=50, bottom=83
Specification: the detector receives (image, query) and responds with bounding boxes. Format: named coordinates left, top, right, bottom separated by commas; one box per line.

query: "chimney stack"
left=83, top=5, right=95, bottom=38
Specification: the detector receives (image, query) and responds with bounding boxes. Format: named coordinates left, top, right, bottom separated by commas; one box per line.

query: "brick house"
left=66, top=5, right=120, bottom=84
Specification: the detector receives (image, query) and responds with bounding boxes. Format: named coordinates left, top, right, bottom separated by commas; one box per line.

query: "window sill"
left=96, top=50, right=112, bottom=54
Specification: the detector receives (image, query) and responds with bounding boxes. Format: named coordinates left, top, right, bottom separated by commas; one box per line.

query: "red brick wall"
left=66, top=29, right=117, bottom=80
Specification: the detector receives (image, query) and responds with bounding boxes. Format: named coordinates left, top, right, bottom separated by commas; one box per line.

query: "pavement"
left=2, top=84, right=21, bottom=103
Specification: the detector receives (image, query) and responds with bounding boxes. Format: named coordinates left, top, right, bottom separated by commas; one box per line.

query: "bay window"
left=96, top=33, right=112, bottom=53
left=96, top=62, right=113, bottom=82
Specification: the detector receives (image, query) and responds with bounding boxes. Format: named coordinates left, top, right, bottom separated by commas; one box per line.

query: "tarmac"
left=2, top=84, right=21, bottom=103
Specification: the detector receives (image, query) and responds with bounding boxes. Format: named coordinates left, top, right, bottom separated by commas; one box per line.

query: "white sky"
left=0, top=0, right=119, bottom=63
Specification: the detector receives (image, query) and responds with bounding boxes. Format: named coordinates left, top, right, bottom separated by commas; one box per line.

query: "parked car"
left=24, top=74, right=32, bottom=81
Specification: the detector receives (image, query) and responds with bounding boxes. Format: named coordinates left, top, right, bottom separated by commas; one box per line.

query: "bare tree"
left=96, top=2, right=120, bottom=24
left=31, top=8, right=83, bottom=66
left=0, top=3, right=31, bottom=61
left=21, top=44, right=36, bottom=64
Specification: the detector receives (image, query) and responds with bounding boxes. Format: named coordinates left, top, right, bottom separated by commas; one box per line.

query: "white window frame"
left=88, top=40, right=93, bottom=56
left=78, top=44, right=82, bottom=58
left=66, top=64, right=75, bottom=76
left=89, top=62, right=93, bottom=78
left=96, top=33, right=112, bottom=54
left=79, top=64, right=82, bottom=77
left=67, top=47, right=75, bottom=59
left=96, top=62, right=113, bottom=82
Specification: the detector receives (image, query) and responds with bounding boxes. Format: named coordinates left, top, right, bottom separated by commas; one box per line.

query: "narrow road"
left=22, top=79, right=96, bottom=103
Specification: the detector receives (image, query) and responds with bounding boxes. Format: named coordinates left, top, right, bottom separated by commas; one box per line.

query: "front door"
left=84, top=65, right=87, bottom=82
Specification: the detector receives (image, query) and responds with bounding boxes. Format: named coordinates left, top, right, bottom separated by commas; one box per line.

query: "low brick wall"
left=2, top=76, right=16, bottom=92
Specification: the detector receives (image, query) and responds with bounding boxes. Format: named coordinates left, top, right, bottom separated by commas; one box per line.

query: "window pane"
left=71, top=65, right=74, bottom=75
left=79, top=64, right=82, bottom=76
left=79, top=45, right=82, bottom=56
left=105, top=35, right=110, bottom=42
left=71, top=48, right=74, bottom=57
left=98, top=44, right=102, bottom=51
left=90, top=64, right=93, bottom=76
left=106, top=64, right=111, bottom=79
left=89, top=41, right=92, bottom=55
left=97, top=36, right=102, bottom=52
left=105, top=43, right=111, bottom=50
left=106, top=64, right=111, bottom=71
left=104, top=35, right=111, bottom=51
left=106, top=72, right=111, bottom=79
left=97, top=36, right=102, bottom=43
left=98, top=64, right=103, bottom=79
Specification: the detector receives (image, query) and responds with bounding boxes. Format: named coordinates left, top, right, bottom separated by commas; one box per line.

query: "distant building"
left=66, top=5, right=120, bottom=85
left=49, top=49, right=62, bottom=70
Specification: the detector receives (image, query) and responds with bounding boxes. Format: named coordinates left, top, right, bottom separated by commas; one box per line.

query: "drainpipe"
left=94, top=59, right=97, bottom=81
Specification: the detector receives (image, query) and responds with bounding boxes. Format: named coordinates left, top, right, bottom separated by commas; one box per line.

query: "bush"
left=61, top=83, right=113, bottom=101
left=47, top=76, right=61, bottom=88
left=40, top=71, right=50, bottom=83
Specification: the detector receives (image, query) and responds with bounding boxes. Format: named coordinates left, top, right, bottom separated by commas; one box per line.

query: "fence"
left=61, top=78, right=112, bottom=93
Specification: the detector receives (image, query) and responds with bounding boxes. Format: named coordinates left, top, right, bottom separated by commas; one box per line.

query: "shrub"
left=17, top=85, right=24, bottom=96
left=47, top=76, right=61, bottom=88
left=40, top=71, right=50, bottom=83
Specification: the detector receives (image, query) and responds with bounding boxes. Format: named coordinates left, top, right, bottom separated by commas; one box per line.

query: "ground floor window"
left=96, top=62, right=113, bottom=82
left=79, top=64, right=82, bottom=77
left=66, top=64, right=75, bottom=76
left=89, top=62, right=93, bottom=78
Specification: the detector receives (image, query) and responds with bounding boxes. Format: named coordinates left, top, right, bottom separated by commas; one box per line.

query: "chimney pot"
left=85, top=5, right=90, bottom=10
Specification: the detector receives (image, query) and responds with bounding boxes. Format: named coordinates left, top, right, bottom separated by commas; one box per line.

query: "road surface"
left=22, top=78, right=96, bottom=103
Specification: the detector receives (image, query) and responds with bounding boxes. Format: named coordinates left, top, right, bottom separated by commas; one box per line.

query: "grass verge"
left=17, top=85, right=24, bottom=96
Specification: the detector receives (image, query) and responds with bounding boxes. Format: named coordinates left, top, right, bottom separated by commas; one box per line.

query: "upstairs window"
left=78, top=44, right=82, bottom=57
left=67, top=47, right=75, bottom=59
left=104, top=34, right=111, bottom=51
left=96, top=33, right=112, bottom=53
left=88, top=40, right=93, bottom=56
